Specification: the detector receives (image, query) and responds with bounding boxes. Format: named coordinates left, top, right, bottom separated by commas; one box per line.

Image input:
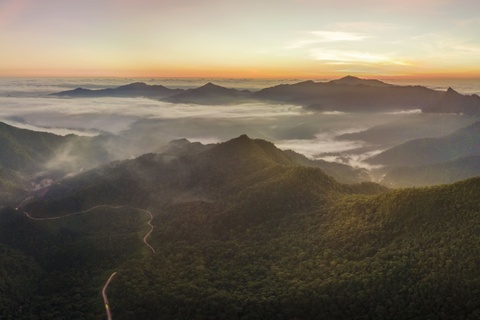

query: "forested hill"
left=0, top=121, right=120, bottom=205
left=21, top=134, right=380, bottom=218
left=109, top=177, right=480, bottom=320
left=1, top=134, right=479, bottom=319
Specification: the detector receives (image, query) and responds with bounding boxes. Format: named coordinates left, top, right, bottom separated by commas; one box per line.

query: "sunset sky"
left=1, top=0, right=479, bottom=78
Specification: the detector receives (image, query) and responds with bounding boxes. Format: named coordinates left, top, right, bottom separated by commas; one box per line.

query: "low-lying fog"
left=0, top=79, right=476, bottom=170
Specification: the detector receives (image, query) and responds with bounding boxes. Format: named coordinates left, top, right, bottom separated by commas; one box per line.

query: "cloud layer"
left=0, top=79, right=476, bottom=169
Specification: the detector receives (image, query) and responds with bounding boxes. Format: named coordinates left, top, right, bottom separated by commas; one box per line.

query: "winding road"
left=102, top=272, right=117, bottom=320
left=19, top=204, right=155, bottom=252
left=17, top=204, right=156, bottom=319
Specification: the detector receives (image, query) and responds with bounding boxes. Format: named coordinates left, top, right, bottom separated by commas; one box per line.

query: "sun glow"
left=0, top=0, right=479, bottom=78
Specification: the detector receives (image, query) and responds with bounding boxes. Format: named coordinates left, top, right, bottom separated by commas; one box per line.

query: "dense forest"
left=0, top=134, right=479, bottom=319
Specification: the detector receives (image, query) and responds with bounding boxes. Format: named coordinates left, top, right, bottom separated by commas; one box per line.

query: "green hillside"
left=104, top=178, right=480, bottom=320
left=1, top=134, right=478, bottom=319
left=0, top=206, right=152, bottom=319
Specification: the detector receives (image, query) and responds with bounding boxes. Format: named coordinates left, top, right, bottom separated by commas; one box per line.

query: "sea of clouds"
left=0, top=78, right=476, bottom=169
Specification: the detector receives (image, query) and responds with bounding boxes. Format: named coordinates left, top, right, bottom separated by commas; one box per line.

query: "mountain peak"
left=329, top=75, right=390, bottom=87
left=193, top=82, right=232, bottom=93
left=342, top=75, right=360, bottom=81
left=446, top=87, right=459, bottom=95
left=201, top=82, right=221, bottom=89
left=127, top=82, right=147, bottom=86
left=298, top=80, right=316, bottom=85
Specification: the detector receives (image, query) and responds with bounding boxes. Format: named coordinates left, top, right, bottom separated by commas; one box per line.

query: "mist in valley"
left=0, top=80, right=477, bottom=188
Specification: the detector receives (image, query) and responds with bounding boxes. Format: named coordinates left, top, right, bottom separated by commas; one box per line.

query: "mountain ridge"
left=422, top=87, right=480, bottom=116
left=51, top=77, right=480, bottom=114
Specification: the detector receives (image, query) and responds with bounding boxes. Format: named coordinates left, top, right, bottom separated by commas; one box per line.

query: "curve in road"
left=102, top=272, right=117, bottom=320
left=19, top=205, right=155, bottom=252
left=18, top=204, right=156, bottom=319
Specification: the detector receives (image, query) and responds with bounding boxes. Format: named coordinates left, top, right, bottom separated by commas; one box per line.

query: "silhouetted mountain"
left=328, top=75, right=391, bottom=87
left=54, top=82, right=183, bottom=98
left=163, top=82, right=252, bottom=104
left=254, top=78, right=441, bottom=112
left=366, top=121, right=480, bottom=167
left=422, top=87, right=480, bottom=116
left=51, top=77, right=480, bottom=115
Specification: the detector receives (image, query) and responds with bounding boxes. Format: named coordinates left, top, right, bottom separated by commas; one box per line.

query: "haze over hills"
left=363, top=121, right=480, bottom=186
left=0, top=122, right=136, bottom=205
left=53, top=76, right=480, bottom=114
left=21, top=134, right=380, bottom=217
left=382, top=155, right=480, bottom=187
left=336, top=115, right=476, bottom=148
left=367, top=121, right=480, bottom=167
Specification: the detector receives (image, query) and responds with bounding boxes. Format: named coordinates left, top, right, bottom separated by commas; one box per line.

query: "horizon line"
left=2, top=74, right=480, bottom=80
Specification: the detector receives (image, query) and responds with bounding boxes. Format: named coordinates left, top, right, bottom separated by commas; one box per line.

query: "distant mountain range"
left=53, top=76, right=480, bottom=114
left=54, top=82, right=183, bottom=99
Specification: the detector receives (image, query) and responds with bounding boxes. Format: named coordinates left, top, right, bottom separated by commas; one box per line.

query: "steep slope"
left=367, top=121, right=480, bottom=167
left=0, top=122, right=133, bottom=206
left=0, top=122, right=66, bottom=173
left=53, top=82, right=183, bottom=98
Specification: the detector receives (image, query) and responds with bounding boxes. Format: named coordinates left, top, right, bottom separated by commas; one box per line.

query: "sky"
left=1, top=0, right=480, bottom=78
